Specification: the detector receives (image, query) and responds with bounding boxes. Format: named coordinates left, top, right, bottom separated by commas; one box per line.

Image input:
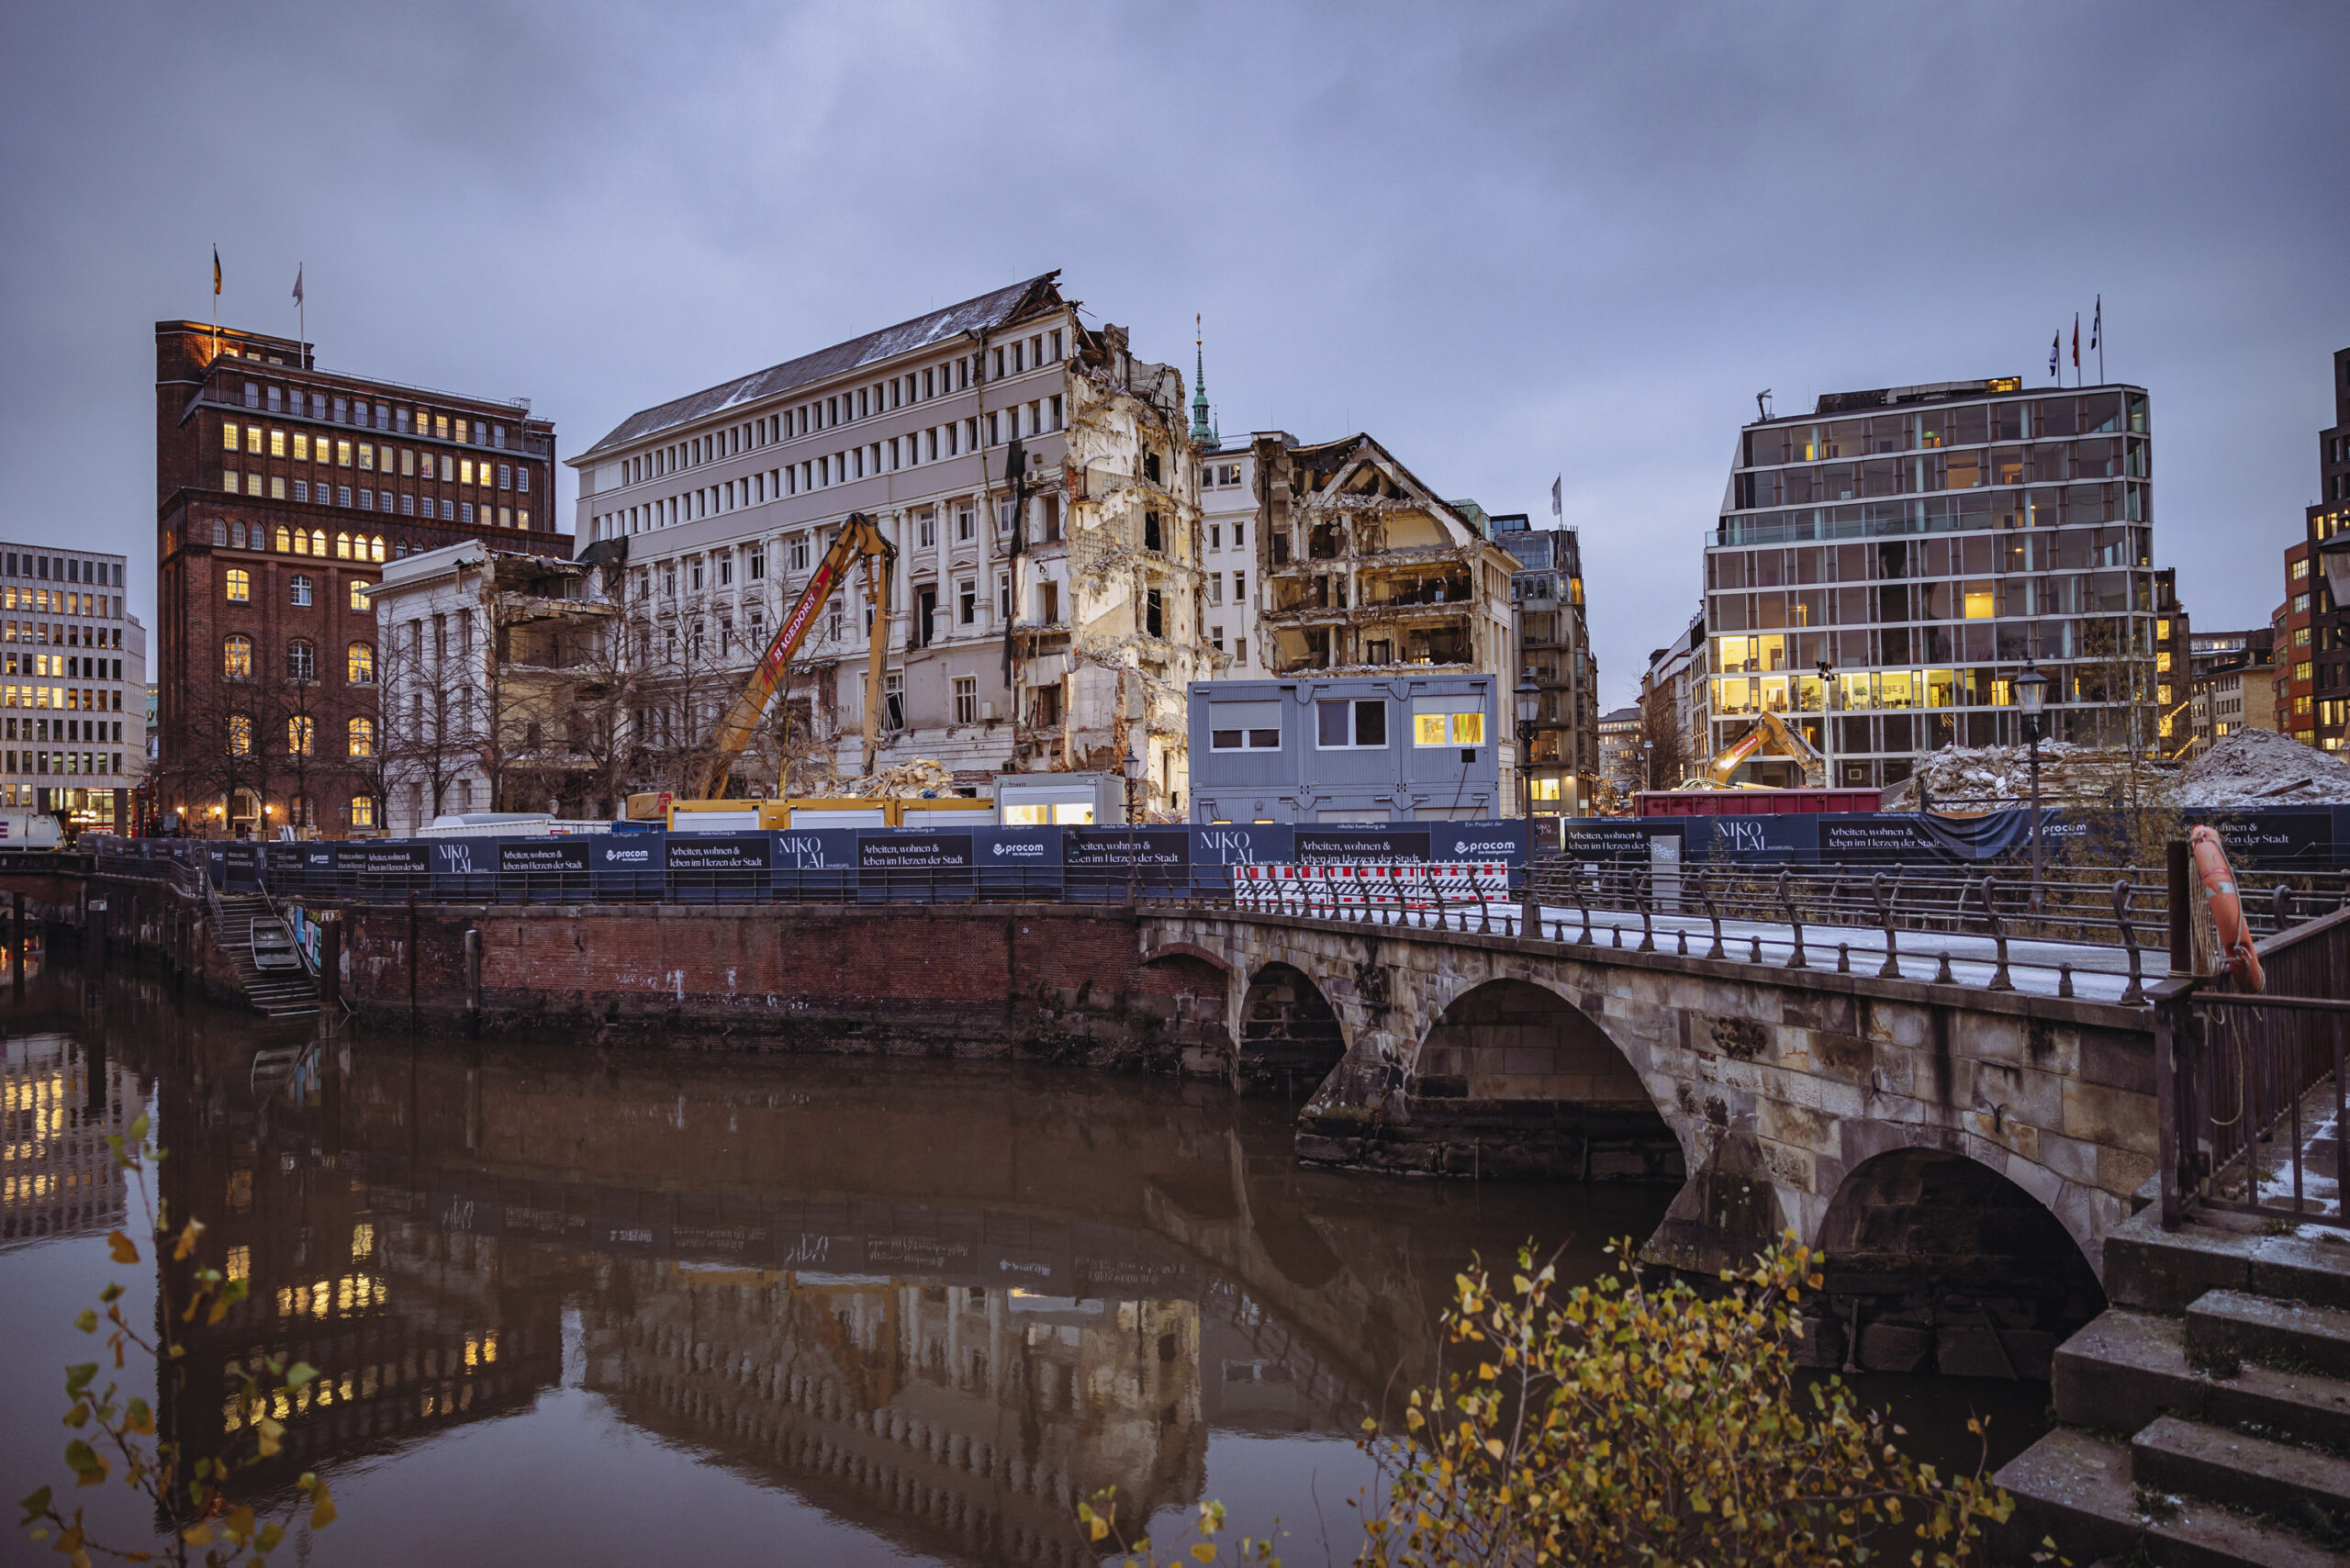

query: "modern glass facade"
left=1706, top=378, right=2157, bottom=787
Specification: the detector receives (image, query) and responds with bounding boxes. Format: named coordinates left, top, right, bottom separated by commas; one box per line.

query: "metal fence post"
left=2165, top=839, right=2191, bottom=975
left=1777, top=869, right=1806, bottom=969
left=2113, top=881, right=2145, bottom=1005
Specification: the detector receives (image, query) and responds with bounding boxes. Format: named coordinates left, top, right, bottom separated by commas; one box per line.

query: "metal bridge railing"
left=2155, top=902, right=2350, bottom=1233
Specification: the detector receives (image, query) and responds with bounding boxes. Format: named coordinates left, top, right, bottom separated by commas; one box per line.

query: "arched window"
left=370, top=535, right=386, bottom=562
left=310, top=529, right=327, bottom=556
left=335, top=532, right=352, bottom=559
left=348, top=717, right=375, bottom=757
left=347, top=642, right=375, bottom=683
left=291, top=528, right=309, bottom=555
left=289, top=575, right=313, bottom=607
left=273, top=525, right=291, bottom=552
left=222, top=633, right=252, bottom=679
left=287, top=716, right=314, bottom=756
left=286, top=639, right=316, bottom=683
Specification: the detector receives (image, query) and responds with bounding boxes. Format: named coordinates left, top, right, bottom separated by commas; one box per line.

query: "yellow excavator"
left=623, top=511, right=895, bottom=821
left=1704, top=708, right=1826, bottom=787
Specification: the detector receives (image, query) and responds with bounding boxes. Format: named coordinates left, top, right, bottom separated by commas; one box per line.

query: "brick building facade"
left=152, top=322, right=562, bottom=835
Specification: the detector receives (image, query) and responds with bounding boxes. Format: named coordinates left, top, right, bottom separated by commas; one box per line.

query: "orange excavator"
left=624, top=510, right=896, bottom=820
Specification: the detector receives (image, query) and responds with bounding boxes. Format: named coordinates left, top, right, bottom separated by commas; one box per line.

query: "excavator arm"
left=626, top=512, right=894, bottom=818
left=1707, top=708, right=1825, bottom=786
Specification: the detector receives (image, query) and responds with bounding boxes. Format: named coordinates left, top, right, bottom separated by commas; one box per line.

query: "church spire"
left=1190, top=313, right=1217, bottom=446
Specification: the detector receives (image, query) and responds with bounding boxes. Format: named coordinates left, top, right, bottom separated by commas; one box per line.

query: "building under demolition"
left=1212, top=432, right=1525, bottom=797
left=367, top=543, right=621, bottom=833
left=565, top=273, right=1211, bottom=818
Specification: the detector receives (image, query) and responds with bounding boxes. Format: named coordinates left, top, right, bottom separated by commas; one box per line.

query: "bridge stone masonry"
left=1141, top=908, right=2154, bottom=1376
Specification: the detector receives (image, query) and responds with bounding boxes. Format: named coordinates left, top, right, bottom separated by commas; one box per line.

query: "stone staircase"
left=1996, top=1201, right=2350, bottom=1565
left=210, top=891, right=319, bottom=1021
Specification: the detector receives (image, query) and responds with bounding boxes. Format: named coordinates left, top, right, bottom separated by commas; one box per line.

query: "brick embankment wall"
left=334, top=902, right=1219, bottom=1068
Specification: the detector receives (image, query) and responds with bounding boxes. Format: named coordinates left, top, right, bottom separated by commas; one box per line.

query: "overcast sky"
left=4, top=1, right=2344, bottom=707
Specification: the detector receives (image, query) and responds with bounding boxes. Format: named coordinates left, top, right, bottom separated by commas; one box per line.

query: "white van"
left=0, top=811, right=63, bottom=849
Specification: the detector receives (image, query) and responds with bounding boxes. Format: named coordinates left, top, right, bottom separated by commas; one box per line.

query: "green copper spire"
left=1190, top=313, right=1217, bottom=445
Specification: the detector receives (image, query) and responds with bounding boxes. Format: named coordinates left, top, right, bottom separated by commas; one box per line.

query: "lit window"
left=350, top=580, right=371, bottom=611
left=227, top=715, right=252, bottom=756
left=245, top=426, right=262, bottom=454
left=1414, top=708, right=1486, bottom=746
left=335, top=532, right=352, bottom=559
left=287, top=716, right=314, bottom=756
left=269, top=429, right=285, bottom=457
left=1964, top=588, right=1995, bottom=619
left=223, top=469, right=239, bottom=492
left=359, top=443, right=374, bottom=471
left=337, top=440, right=352, bottom=467
left=274, top=525, right=292, bottom=552
left=222, top=634, right=252, bottom=678
left=371, top=536, right=386, bottom=562
left=224, top=568, right=251, bottom=602
left=348, top=642, right=375, bottom=682
left=347, top=717, right=375, bottom=757
left=311, top=529, right=327, bottom=554
left=349, top=795, right=375, bottom=828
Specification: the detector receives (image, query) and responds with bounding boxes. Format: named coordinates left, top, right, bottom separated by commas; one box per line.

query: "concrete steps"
left=1998, top=1201, right=2350, bottom=1566
left=211, top=893, right=319, bottom=1020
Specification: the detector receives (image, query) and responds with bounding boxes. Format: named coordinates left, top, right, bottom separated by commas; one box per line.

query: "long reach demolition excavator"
left=622, top=510, right=895, bottom=822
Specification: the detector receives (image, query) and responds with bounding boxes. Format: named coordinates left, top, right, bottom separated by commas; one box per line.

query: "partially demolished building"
left=1218, top=433, right=1527, bottom=798
left=368, top=543, right=621, bottom=832
left=566, top=272, right=1210, bottom=816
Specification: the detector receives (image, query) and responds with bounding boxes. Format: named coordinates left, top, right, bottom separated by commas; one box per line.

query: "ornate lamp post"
left=1516, top=668, right=1542, bottom=937
left=2319, top=531, right=2350, bottom=613
left=1121, top=747, right=1142, bottom=905
left=1816, top=658, right=1837, bottom=789
left=2015, top=659, right=2051, bottom=913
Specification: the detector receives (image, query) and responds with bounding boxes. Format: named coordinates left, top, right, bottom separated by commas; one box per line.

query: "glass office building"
left=1706, top=377, right=2159, bottom=788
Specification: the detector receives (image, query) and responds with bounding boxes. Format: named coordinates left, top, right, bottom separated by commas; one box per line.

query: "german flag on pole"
left=213, top=247, right=221, bottom=296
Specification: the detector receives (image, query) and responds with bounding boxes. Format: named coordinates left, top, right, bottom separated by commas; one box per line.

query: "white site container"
left=0, top=811, right=64, bottom=848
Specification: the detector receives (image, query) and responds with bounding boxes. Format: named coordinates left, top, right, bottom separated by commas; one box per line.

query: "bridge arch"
left=1235, top=962, right=1348, bottom=1098
left=1136, top=946, right=1236, bottom=1081
left=1400, top=977, right=1686, bottom=1182
left=1812, top=1141, right=2108, bottom=1379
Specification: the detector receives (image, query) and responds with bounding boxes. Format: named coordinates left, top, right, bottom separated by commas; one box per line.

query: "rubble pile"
left=836, top=758, right=958, bottom=800
left=2176, top=727, right=2350, bottom=806
left=1892, top=742, right=2156, bottom=808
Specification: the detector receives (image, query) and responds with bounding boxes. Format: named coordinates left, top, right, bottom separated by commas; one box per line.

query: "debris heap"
left=1889, top=743, right=2160, bottom=809
left=838, top=758, right=957, bottom=800
left=2175, top=727, right=2350, bottom=807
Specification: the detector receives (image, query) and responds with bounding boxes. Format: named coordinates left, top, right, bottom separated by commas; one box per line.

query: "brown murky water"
left=1, top=972, right=2047, bottom=1565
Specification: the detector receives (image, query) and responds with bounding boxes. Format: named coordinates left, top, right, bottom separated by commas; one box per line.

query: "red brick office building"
left=154, top=322, right=563, bottom=835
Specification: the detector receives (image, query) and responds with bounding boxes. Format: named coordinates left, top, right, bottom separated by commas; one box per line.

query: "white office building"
left=0, top=543, right=145, bottom=829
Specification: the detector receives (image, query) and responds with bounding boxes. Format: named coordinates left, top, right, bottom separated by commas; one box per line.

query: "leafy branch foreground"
left=19, top=1119, right=335, bottom=1568
left=1087, top=1238, right=2032, bottom=1568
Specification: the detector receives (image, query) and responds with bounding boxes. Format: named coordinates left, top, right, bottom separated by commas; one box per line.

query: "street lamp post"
left=2015, top=659, right=2051, bottom=913
left=1816, top=658, right=1836, bottom=790
left=1516, top=669, right=1542, bottom=938
left=1642, top=738, right=1654, bottom=792
left=1121, top=747, right=1142, bottom=905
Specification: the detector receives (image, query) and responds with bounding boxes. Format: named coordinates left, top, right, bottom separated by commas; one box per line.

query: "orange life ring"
left=2188, top=825, right=2265, bottom=992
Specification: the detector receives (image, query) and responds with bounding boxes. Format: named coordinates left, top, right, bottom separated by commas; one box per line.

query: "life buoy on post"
left=2188, top=824, right=2264, bottom=992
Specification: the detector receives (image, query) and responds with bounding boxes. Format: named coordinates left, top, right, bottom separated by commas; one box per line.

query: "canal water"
left=1, top=974, right=2049, bottom=1565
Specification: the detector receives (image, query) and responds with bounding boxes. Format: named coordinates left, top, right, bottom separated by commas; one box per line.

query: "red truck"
left=1633, top=788, right=1884, bottom=818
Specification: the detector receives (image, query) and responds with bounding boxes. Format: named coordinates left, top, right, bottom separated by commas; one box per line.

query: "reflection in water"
left=0, top=978, right=2038, bottom=1566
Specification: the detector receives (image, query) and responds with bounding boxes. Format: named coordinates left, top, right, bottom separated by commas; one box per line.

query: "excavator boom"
left=625, top=512, right=893, bottom=817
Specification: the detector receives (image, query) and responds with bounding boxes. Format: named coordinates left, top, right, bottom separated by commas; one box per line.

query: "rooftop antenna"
left=1756, top=388, right=1773, bottom=421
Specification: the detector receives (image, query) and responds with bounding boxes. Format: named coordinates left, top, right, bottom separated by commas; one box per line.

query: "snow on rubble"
left=2174, top=726, right=2350, bottom=807
left=1888, top=727, right=2350, bottom=811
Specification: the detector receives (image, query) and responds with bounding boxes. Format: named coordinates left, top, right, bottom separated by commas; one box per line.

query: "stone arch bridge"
left=1139, top=910, right=2152, bottom=1376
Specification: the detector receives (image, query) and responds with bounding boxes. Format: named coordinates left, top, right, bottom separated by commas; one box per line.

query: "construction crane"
left=624, top=510, right=895, bottom=820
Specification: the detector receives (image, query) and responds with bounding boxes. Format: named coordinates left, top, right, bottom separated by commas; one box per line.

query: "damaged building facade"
left=1214, top=433, right=1527, bottom=801
left=566, top=272, right=1210, bottom=814
left=368, top=543, right=621, bottom=834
